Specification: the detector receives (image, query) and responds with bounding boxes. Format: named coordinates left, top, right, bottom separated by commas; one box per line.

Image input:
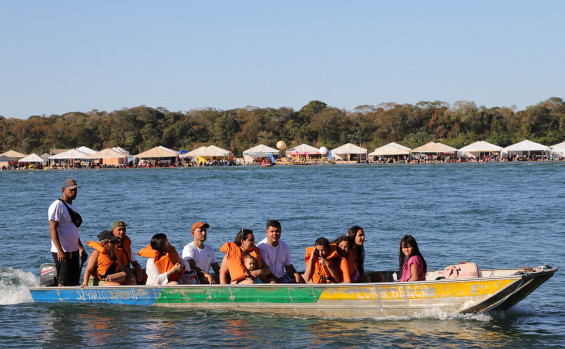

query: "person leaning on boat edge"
left=182, top=221, right=221, bottom=284
left=256, top=220, right=305, bottom=283
left=48, top=178, right=88, bottom=286
left=111, top=220, right=146, bottom=284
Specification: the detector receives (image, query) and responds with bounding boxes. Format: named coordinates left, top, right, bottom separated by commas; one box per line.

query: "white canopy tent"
left=412, top=142, right=457, bottom=153
left=86, top=148, right=130, bottom=165
left=369, top=142, right=411, bottom=156
left=242, top=144, right=279, bottom=157
left=76, top=146, right=97, bottom=155
left=457, top=141, right=503, bottom=158
left=286, top=144, right=320, bottom=155
left=330, top=143, right=367, bottom=161
left=550, top=141, right=565, bottom=158
left=18, top=153, right=46, bottom=164
left=501, top=140, right=550, bottom=158
left=181, top=146, right=231, bottom=158
left=48, top=149, right=89, bottom=166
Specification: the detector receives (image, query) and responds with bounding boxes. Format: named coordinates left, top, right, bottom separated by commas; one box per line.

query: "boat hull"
left=29, top=266, right=557, bottom=318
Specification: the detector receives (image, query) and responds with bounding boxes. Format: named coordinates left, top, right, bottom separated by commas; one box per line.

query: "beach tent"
left=457, top=141, right=503, bottom=158
left=18, top=153, right=46, bottom=164
left=550, top=141, right=565, bottom=158
left=0, top=155, right=17, bottom=168
left=242, top=144, right=279, bottom=157
left=135, top=146, right=179, bottom=158
left=0, top=150, right=27, bottom=159
left=501, top=140, right=549, bottom=158
left=40, top=153, right=50, bottom=162
left=330, top=143, right=368, bottom=161
left=76, top=146, right=97, bottom=155
left=48, top=149, right=89, bottom=166
left=369, top=142, right=411, bottom=156
left=86, top=148, right=129, bottom=165
left=286, top=144, right=320, bottom=155
left=180, top=145, right=232, bottom=164
left=207, top=145, right=232, bottom=156
left=412, top=142, right=457, bottom=154
left=242, top=144, right=280, bottom=164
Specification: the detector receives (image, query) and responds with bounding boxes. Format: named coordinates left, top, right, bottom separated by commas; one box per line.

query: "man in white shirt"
left=48, top=178, right=88, bottom=286
left=182, top=221, right=220, bottom=284
left=257, top=220, right=305, bottom=283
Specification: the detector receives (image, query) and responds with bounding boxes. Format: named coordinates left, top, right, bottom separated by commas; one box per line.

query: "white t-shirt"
left=182, top=242, right=217, bottom=273
left=257, top=238, right=292, bottom=279
left=48, top=199, right=80, bottom=253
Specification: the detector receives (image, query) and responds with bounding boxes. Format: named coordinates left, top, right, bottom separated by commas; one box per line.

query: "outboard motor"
left=40, top=263, right=57, bottom=287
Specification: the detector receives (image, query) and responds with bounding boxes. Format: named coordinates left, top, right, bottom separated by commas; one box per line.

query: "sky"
left=1, top=1, right=564, bottom=119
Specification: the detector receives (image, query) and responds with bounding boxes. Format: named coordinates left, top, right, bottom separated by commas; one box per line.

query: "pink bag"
left=444, top=261, right=482, bottom=279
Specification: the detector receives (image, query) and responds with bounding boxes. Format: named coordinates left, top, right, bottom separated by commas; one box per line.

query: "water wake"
left=0, top=267, right=38, bottom=305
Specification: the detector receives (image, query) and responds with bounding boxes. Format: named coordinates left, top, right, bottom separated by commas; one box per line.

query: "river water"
left=0, top=163, right=563, bottom=348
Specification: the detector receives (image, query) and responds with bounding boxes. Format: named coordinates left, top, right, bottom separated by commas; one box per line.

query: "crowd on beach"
left=48, top=178, right=427, bottom=288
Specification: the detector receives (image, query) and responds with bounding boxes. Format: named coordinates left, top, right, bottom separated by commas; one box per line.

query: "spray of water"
left=0, top=267, right=38, bottom=305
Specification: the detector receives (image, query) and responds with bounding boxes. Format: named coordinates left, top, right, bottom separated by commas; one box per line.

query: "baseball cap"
left=191, top=221, right=209, bottom=232
left=62, top=178, right=80, bottom=189
left=111, top=220, right=128, bottom=229
left=98, top=230, right=120, bottom=242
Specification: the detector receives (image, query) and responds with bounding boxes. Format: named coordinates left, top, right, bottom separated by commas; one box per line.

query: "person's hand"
left=81, top=283, right=86, bottom=288
left=57, top=250, right=67, bottom=262
left=310, top=249, right=319, bottom=260
left=204, top=272, right=216, bottom=284
left=319, top=256, right=329, bottom=267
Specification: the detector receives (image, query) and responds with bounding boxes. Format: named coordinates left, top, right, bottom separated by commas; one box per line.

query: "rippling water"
left=1, top=163, right=563, bottom=348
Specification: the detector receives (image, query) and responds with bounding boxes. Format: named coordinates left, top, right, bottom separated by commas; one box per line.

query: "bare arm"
left=219, top=255, right=230, bottom=284
left=49, top=220, right=66, bottom=262
left=210, top=262, right=220, bottom=275
left=408, top=263, right=419, bottom=282
left=81, top=250, right=99, bottom=287
left=285, top=264, right=305, bottom=283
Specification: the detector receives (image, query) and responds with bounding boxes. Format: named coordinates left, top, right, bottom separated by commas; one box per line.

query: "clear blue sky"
left=1, top=1, right=564, bottom=119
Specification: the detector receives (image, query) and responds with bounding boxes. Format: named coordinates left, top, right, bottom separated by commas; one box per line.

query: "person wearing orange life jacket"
left=219, top=228, right=271, bottom=284
left=81, top=230, right=135, bottom=287
left=111, top=220, right=145, bottom=283
left=332, top=235, right=360, bottom=283
left=303, top=237, right=342, bottom=284
left=138, top=233, right=196, bottom=285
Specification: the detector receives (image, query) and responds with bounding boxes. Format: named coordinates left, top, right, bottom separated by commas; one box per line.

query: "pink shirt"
left=401, top=255, right=426, bottom=281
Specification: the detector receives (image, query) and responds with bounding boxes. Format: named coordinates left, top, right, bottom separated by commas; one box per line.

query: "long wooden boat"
left=29, top=265, right=557, bottom=318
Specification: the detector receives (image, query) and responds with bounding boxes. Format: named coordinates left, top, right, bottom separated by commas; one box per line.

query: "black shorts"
left=52, top=251, right=80, bottom=286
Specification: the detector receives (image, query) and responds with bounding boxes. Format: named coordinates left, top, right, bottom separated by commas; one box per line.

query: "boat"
left=29, top=265, right=557, bottom=318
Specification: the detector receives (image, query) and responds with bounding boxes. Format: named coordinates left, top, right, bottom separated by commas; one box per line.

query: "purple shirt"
left=401, top=255, right=425, bottom=281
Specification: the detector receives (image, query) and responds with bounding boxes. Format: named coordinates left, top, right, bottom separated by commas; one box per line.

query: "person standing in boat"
left=218, top=228, right=271, bottom=284
left=111, top=220, right=145, bottom=284
left=48, top=178, right=88, bottom=286
left=257, top=220, right=305, bottom=283
left=182, top=221, right=221, bottom=284
left=303, top=237, right=342, bottom=283
left=399, top=235, right=427, bottom=282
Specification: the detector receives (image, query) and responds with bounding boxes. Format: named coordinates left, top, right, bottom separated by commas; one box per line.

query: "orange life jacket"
left=86, top=241, right=119, bottom=280
left=115, top=235, right=132, bottom=267
left=219, top=242, right=264, bottom=282
left=138, top=245, right=182, bottom=282
left=304, top=244, right=343, bottom=283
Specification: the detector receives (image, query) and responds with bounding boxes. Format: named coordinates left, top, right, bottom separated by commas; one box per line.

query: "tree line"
left=1, top=98, right=564, bottom=156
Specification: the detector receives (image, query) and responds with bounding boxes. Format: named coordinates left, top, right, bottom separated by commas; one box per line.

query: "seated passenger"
left=232, top=255, right=262, bottom=284
left=81, top=230, right=136, bottom=287
left=303, top=237, right=344, bottom=284
left=138, top=233, right=198, bottom=285
left=182, top=221, right=220, bottom=284
left=332, top=235, right=359, bottom=283
left=219, top=228, right=271, bottom=284
left=111, top=220, right=146, bottom=284
left=399, top=235, right=427, bottom=282
left=346, top=225, right=383, bottom=282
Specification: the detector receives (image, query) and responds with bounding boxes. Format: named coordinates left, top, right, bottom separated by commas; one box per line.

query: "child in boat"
left=232, top=254, right=262, bottom=284
left=399, top=235, right=427, bottom=282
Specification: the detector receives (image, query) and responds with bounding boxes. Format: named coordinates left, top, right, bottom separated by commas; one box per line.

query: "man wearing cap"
left=111, top=220, right=145, bottom=283
left=257, top=220, right=305, bottom=283
left=48, top=178, right=88, bottom=286
left=182, top=222, right=220, bottom=284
